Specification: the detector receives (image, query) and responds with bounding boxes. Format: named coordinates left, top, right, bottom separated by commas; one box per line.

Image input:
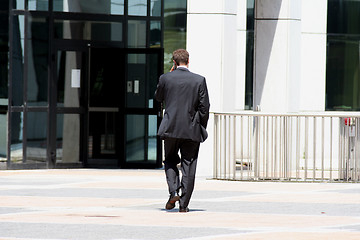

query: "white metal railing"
left=213, top=112, right=360, bottom=182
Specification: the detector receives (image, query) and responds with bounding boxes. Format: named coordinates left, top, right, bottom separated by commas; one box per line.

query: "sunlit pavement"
left=1, top=169, right=360, bottom=240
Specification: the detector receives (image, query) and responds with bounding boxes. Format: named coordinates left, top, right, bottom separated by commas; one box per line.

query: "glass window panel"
left=56, top=51, right=82, bottom=107
left=26, top=111, right=47, bottom=163
left=148, top=53, right=159, bottom=108
left=151, top=0, right=161, bottom=16
left=245, top=0, right=255, bottom=110
left=0, top=111, right=7, bottom=163
left=126, top=115, right=145, bottom=163
left=111, top=0, right=124, bottom=15
left=326, top=0, right=360, bottom=110
left=56, top=114, right=80, bottom=164
left=326, top=36, right=360, bottom=111
left=89, top=48, right=124, bottom=107
left=328, top=0, right=360, bottom=35
left=128, top=0, right=147, bottom=16
left=54, top=0, right=111, bottom=14
left=0, top=52, right=8, bottom=99
left=88, top=112, right=116, bottom=158
left=128, top=20, right=146, bottom=48
left=12, top=15, right=25, bottom=106
left=245, top=31, right=254, bottom=110
left=10, top=112, right=23, bottom=163
left=163, top=0, right=186, bottom=72
left=147, top=115, right=157, bottom=161
left=127, top=54, right=146, bottom=108
left=27, top=17, right=48, bottom=106
left=0, top=1, right=9, bottom=11
left=53, top=0, right=125, bottom=15
left=0, top=14, right=9, bottom=99
left=54, top=20, right=123, bottom=42
left=247, top=0, right=255, bottom=30
left=28, top=0, right=48, bottom=11
left=150, top=21, right=161, bottom=47
left=14, top=0, right=24, bottom=9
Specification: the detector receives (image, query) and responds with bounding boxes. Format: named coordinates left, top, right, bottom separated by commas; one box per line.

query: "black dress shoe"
left=179, top=207, right=189, bottom=213
left=165, top=192, right=180, bottom=210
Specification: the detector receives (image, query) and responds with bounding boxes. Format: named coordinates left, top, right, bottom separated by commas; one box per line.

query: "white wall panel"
left=188, top=0, right=237, bottom=14
left=237, top=0, right=247, bottom=30
left=302, top=0, right=328, bottom=33
left=187, top=14, right=223, bottom=112
left=300, top=34, right=327, bottom=111
left=256, top=0, right=300, bottom=20
left=222, top=14, right=238, bottom=111
left=255, top=20, right=288, bottom=112
left=235, top=30, right=247, bottom=110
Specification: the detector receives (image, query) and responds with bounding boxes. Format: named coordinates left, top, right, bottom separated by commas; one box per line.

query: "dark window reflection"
left=28, top=17, right=48, bottom=106
left=128, top=0, right=147, bottom=16
left=326, top=0, right=360, bottom=110
left=147, top=115, right=157, bottom=161
left=163, top=0, right=186, bottom=72
left=56, top=114, right=80, bottom=164
left=0, top=0, right=9, bottom=11
left=88, top=112, right=116, bottom=158
left=28, top=0, right=48, bottom=11
left=150, top=21, right=161, bottom=47
left=56, top=50, right=83, bottom=107
left=0, top=110, right=7, bottom=159
left=53, top=0, right=124, bottom=15
left=26, top=111, right=47, bottom=163
left=54, top=20, right=123, bottom=42
left=89, top=48, right=125, bottom=108
left=0, top=14, right=9, bottom=99
left=12, top=15, right=24, bottom=106
left=14, top=0, right=24, bottom=9
left=328, top=0, right=360, bottom=35
left=126, top=114, right=146, bottom=162
left=128, top=20, right=146, bottom=48
left=151, top=0, right=161, bottom=16
left=245, top=0, right=255, bottom=110
left=127, top=54, right=146, bottom=108
left=10, top=112, right=23, bottom=163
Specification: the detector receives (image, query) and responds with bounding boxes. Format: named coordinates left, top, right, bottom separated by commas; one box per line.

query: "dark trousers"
left=164, top=138, right=200, bottom=209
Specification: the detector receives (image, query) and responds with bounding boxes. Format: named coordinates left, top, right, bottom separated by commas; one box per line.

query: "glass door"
left=88, top=48, right=163, bottom=168
left=124, top=51, right=162, bottom=168
left=87, top=47, right=124, bottom=167
left=50, top=44, right=88, bottom=167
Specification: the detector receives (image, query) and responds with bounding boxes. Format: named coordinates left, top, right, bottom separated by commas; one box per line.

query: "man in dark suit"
left=155, top=49, right=210, bottom=212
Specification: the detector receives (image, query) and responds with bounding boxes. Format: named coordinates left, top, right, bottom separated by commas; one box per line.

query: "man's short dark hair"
left=172, top=49, right=189, bottom=66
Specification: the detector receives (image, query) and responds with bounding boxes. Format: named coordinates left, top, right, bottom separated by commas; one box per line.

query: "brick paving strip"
left=0, top=169, right=360, bottom=240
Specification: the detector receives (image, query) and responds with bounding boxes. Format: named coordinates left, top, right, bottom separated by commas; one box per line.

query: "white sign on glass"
left=71, top=69, right=81, bottom=88
left=134, top=80, right=139, bottom=94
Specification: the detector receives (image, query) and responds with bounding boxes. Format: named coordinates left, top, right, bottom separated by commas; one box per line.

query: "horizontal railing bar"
left=212, top=111, right=360, bottom=118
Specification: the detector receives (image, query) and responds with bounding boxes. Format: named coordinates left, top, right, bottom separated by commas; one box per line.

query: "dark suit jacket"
left=155, top=67, right=210, bottom=142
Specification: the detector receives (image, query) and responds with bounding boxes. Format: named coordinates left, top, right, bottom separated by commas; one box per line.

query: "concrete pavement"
left=0, top=169, right=360, bottom=239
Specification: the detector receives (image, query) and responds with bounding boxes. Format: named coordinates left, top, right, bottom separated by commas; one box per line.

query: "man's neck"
left=177, top=64, right=188, bottom=68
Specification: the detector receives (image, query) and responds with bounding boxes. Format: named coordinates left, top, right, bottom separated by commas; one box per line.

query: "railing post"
left=254, top=115, right=260, bottom=180
left=213, top=114, right=218, bottom=179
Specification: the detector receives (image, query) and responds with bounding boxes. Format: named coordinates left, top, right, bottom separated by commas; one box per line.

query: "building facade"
left=0, top=0, right=358, bottom=174
left=189, top=0, right=360, bottom=176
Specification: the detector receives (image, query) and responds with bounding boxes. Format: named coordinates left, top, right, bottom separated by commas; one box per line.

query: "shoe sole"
left=179, top=207, right=189, bottom=213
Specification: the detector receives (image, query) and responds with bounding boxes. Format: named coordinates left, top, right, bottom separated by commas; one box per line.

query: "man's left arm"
left=198, top=78, right=210, bottom=128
